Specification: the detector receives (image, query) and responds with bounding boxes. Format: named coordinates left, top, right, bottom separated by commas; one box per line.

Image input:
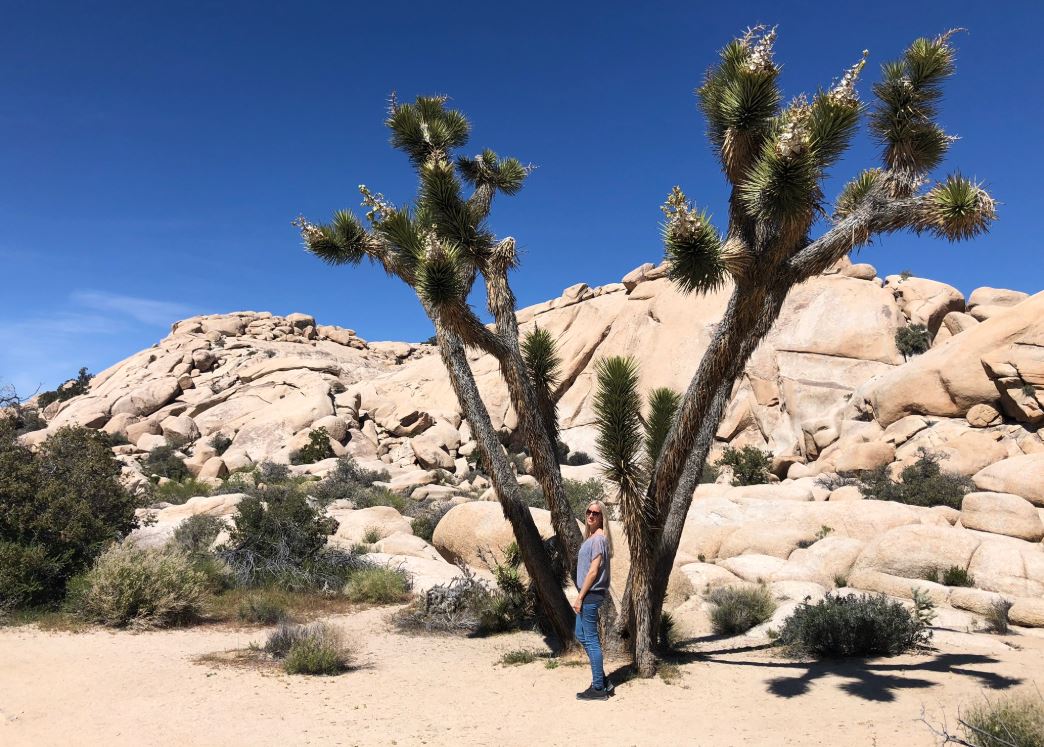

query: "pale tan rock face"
left=961, top=491, right=1044, bottom=542
left=853, top=292, right=1044, bottom=425
left=973, top=454, right=1044, bottom=506
left=886, top=276, right=965, bottom=335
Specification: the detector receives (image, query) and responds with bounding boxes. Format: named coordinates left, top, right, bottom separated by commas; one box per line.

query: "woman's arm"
left=572, top=553, right=602, bottom=613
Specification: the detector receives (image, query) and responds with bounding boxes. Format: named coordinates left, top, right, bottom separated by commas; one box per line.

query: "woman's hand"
left=572, top=597, right=583, bottom=613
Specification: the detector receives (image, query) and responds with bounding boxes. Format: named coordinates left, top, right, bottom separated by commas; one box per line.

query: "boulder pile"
left=22, top=257, right=1044, bottom=634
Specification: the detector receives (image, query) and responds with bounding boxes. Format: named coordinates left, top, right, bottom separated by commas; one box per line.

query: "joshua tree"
left=293, top=95, right=583, bottom=645
left=594, top=27, right=994, bottom=675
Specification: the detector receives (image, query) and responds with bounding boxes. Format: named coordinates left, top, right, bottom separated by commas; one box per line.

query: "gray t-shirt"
left=576, top=533, right=610, bottom=600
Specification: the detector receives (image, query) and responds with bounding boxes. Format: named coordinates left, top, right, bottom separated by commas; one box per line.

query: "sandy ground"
left=1, top=607, right=1041, bottom=747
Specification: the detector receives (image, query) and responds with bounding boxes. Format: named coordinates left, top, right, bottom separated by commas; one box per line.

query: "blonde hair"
left=584, top=500, right=614, bottom=558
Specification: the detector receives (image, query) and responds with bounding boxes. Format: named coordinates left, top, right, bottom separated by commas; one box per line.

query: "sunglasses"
left=586, top=509, right=601, bottom=516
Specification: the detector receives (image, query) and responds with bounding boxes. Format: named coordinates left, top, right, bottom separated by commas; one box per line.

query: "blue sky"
left=2, top=0, right=1042, bottom=395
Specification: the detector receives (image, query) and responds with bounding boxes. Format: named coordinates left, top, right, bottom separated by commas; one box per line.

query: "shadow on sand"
left=606, top=638, right=1022, bottom=703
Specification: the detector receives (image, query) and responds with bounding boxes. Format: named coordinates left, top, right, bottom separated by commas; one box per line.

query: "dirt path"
left=1, top=608, right=1039, bottom=746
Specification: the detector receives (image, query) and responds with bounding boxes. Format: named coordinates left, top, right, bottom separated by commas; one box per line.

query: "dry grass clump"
left=343, top=566, right=412, bottom=604
left=962, top=691, right=1044, bottom=746
left=72, top=544, right=206, bottom=629
left=265, top=621, right=354, bottom=675
left=707, top=585, right=777, bottom=636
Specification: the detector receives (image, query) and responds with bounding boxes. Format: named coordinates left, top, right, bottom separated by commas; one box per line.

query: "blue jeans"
left=574, top=597, right=605, bottom=690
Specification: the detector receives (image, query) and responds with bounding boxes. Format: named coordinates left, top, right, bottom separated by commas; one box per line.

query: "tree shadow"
left=674, top=645, right=1023, bottom=703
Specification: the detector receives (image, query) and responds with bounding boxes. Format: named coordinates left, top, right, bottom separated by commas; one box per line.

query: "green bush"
left=896, top=324, right=932, bottom=358
left=410, top=504, right=453, bottom=543
left=563, top=478, right=607, bottom=518
left=984, top=599, right=1013, bottom=635
left=0, top=425, right=137, bottom=608
left=940, top=565, right=975, bottom=587
left=153, top=477, right=214, bottom=505
left=73, top=545, right=206, bottom=628
left=35, top=367, right=93, bottom=410
left=218, top=481, right=366, bottom=590
left=775, top=592, right=933, bottom=657
left=344, top=566, right=412, bottom=604
left=237, top=594, right=288, bottom=624
left=564, top=451, right=593, bottom=466
left=289, top=427, right=335, bottom=465
left=854, top=450, right=974, bottom=509
left=500, top=649, right=538, bottom=666
left=361, top=526, right=383, bottom=544
left=715, top=446, right=772, bottom=486
left=171, top=514, right=227, bottom=555
left=143, top=445, right=190, bottom=481
left=266, top=621, right=354, bottom=675
left=962, top=691, right=1044, bottom=747
left=707, top=585, right=777, bottom=635
left=208, top=433, right=233, bottom=456
left=308, top=456, right=394, bottom=508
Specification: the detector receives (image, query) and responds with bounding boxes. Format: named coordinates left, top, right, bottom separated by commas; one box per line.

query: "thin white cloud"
left=71, top=290, right=195, bottom=326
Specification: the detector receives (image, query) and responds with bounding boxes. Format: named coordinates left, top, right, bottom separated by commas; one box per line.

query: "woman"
left=573, top=499, right=614, bottom=700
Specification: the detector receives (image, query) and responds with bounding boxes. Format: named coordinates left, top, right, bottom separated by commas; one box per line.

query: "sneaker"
left=603, top=678, right=615, bottom=696
left=576, top=686, right=609, bottom=701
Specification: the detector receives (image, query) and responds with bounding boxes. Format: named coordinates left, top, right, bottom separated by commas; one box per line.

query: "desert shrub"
left=344, top=566, right=412, bottom=604
left=0, top=425, right=137, bottom=607
left=237, top=594, right=288, bottom=624
left=834, top=450, right=973, bottom=510
left=775, top=592, right=933, bottom=657
left=899, top=269, right=913, bottom=281
left=218, top=482, right=366, bottom=590
left=143, top=445, right=190, bottom=480
left=266, top=621, right=353, bottom=675
left=715, top=446, right=772, bottom=486
left=410, top=503, right=453, bottom=543
left=564, top=450, right=594, bottom=466
left=518, top=484, right=546, bottom=508
left=940, top=565, right=975, bottom=587
left=256, top=460, right=291, bottom=484
left=500, top=648, right=538, bottom=666
left=896, top=323, right=932, bottom=358
left=73, top=545, right=206, bottom=628
left=290, top=427, right=335, bottom=465
left=309, top=456, right=395, bottom=508
left=962, top=691, right=1044, bottom=747
left=707, top=585, right=777, bottom=635
left=153, top=477, right=214, bottom=505
left=700, top=461, right=719, bottom=484
left=208, top=433, right=233, bottom=456
left=36, top=367, right=93, bottom=410
left=1023, top=382, right=1038, bottom=398
left=171, top=514, right=227, bottom=555
left=396, top=563, right=495, bottom=633
left=422, top=334, right=438, bottom=345
left=563, top=478, right=607, bottom=518
left=361, top=526, right=383, bottom=544
left=984, top=599, right=1014, bottom=635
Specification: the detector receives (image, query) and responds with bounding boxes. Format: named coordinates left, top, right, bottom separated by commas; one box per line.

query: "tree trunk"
left=483, top=261, right=583, bottom=575
left=626, top=278, right=793, bottom=672
left=434, top=323, right=577, bottom=648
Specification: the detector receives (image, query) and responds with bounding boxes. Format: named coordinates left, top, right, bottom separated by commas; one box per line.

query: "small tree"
left=895, top=323, right=932, bottom=358
left=594, top=28, right=993, bottom=675
left=294, top=95, right=582, bottom=644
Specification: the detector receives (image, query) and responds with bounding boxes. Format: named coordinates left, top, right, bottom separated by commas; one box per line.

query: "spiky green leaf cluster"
left=387, top=96, right=470, bottom=166
left=522, top=326, right=560, bottom=392
left=645, top=388, right=681, bottom=469
left=870, top=32, right=958, bottom=174
left=738, top=105, right=822, bottom=233
left=916, top=174, right=996, bottom=241
left=296, top=211, right=368, bottom=266
left=698, top=30, right=782, bottom=180
left=594, top=357, right=646, bottom=495
left=834, top=169, right=882, bottom=220
left=418, top=156, right=492, bottom=259
left=458, top=149, right=529, bottom=196
left=806, top=91, right=863, bottom=171
left=414, top=242, right=469, bottom=308
left=661, top=188, right=726, bottom=295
